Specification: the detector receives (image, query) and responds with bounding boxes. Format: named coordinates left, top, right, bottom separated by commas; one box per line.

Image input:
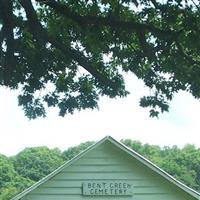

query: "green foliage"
left=122, top=140, right=200, bottom=191
left=62, top=141, right=95, bottom=160
left=0, top=186, right=18, bottom=200
left=12, top=147, right=64, bottom=181
left=0, top=154, right=34, bottom=200
left=1, top=0, right=200, bottom=118
left=0, top=154, right=15, bottom=188
left=1, top=140, right=200, bottom=199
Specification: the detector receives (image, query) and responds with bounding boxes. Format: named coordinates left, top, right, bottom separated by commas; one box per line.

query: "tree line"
left=1, top=140, right=200, bottom=199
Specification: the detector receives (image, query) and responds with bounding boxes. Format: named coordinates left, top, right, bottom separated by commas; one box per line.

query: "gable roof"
left=11, top=135, right=200, bottom=200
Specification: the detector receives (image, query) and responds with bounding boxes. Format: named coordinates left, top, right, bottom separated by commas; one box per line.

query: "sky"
left=1, top=74, right=200, bottom=156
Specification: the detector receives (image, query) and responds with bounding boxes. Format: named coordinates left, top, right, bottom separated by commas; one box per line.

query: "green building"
left=11, top=136, right=200, bottom=200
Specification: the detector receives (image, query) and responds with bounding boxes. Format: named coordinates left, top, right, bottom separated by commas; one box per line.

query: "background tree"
left=122, top=139, right=200, bottom=191
left=0, top=154, right=34, bottom=200
left=62, top=141, right=95, bottom=160
left=1, top=0, right=200, bottom=118
left=11, top=146, right=64, bottom=181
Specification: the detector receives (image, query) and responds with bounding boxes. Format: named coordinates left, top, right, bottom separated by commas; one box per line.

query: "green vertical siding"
left=22, top=141, right=196, bottom=200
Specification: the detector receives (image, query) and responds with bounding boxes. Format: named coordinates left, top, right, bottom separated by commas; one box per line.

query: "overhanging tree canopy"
left=0, top=0, right=200, bottom=119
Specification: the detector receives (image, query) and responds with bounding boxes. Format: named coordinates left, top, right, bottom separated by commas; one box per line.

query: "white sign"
left=82, top=181, right=133, bottom=196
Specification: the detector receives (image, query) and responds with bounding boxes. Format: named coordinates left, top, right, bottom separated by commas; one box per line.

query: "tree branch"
left=19, top=0, right=119, bottom=91
left=36, top=0, right=178, bottom=39
left=0, top=0, right=15, bottom=85
left=191, top=0, right=200, bottom=11
left=0, top=29, right=4, bottom=46
left=175, top=40, right=200, bottom=65
left=149, top=0, right=160, bottom=9
left=136, top=29, right=155, bottom=61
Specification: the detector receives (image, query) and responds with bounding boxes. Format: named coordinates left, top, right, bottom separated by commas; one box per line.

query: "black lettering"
left=102, top=182, right=107, bottom=188
left=105, top=189, right=108, bottom=195
left=90, top=189, right=94, bottom=194
left=85, top=182, right=132, bottom=196
left=98, top=189, right=104, bottom=195
left=119, top=189, right=123, bottom=194
left=95, top=189, right=98, bottom=195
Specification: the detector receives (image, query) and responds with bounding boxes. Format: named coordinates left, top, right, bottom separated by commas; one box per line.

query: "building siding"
left=22, top=141, right=196, bottom=200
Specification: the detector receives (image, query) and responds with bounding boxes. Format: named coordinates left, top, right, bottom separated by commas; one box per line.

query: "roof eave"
left=10, top=136, right=109, bottom=200
left=107, top=136, right=200, bottom=199
left=11, top=135, right=200, bottom=200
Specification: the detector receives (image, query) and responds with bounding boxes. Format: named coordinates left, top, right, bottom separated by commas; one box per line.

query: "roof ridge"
left=107, top=136, right=200, bottom=199
left=11, top=135, right=200, bottom=200
left=11, top=136, right=109, bottom=200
